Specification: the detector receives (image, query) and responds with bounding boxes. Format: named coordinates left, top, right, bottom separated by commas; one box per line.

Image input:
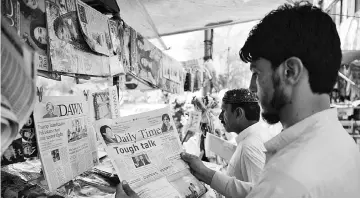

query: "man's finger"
left=122, top=181, right=138, bottom=197
left=115, top=183, right=128, bottom=198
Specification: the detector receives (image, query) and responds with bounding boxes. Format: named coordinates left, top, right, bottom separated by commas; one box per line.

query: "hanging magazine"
left=94, top=107, right=207, bottom=198
left=33, top=96, right=99, bottom=191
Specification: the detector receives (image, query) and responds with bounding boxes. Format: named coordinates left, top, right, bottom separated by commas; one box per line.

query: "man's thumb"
left=180, top=152, right=196, bottom=162
left=122, top=181, right=138, bottom=197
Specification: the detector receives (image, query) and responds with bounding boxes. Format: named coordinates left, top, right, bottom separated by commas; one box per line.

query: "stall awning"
left=116, top=0, right=303, bottom=39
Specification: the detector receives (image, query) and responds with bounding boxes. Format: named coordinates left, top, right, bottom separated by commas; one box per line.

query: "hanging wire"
left=328, top=13, right=360, bottom=19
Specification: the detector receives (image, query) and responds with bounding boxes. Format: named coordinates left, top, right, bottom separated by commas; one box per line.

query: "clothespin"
left=37, top=87, right=43, bottom=102
left=83, top=90, right=89, bottom=101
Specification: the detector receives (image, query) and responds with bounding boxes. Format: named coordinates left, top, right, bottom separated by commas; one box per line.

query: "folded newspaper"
left=94, top=107, right=207, bottom=198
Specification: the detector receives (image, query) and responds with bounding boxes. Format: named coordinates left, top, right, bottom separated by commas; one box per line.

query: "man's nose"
left=249, top=75, right=257, bottom=94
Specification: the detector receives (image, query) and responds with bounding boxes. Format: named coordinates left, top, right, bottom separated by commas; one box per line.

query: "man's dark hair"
left=239, top=1, right=342, bottom=94
left=230, top=102, right=260, bottom=121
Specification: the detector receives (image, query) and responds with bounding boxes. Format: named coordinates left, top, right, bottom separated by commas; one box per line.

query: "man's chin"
left=261, top=112, right=280, bottom=125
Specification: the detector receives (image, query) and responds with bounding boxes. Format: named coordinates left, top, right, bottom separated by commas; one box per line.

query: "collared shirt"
left=210, top=122, right=273, bottom=198
left=210, top=108, right=360, bottom=198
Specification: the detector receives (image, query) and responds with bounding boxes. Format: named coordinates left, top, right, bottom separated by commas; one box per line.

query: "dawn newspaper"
left=33, top=96, right=99, bottom=191
left=95, top=107, right=207, bottom=198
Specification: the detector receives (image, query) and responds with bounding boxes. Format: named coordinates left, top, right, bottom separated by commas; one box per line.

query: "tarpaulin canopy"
left=116, top=0, right=302, bottom=40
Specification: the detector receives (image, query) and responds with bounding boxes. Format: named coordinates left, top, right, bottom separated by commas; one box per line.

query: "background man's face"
left=219, top=103, right=238, bottom=132
left=46, top=104, right=54, bottom=114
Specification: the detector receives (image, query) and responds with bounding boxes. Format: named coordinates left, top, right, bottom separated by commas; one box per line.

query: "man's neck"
left=235, top=120, right=257, bottom=134
left=279, top=94, right=330, bottom=129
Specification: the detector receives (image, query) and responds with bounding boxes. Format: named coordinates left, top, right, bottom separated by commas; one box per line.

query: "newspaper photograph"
left=94, top=107, right=207, bottom=198
left=136, top=34, right=163, bottom=86
left=76, top=0, right=112, bottom=56
left=33, top=96, right=99, bottom=191
left=93, top=86, right=120, bottom=121
left=45, top=0, right=110, bottom=76
left=1, top=0, right=50, bottom=71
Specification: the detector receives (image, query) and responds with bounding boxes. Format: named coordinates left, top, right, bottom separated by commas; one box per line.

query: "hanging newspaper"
left=94, top=108, right=207, bottom=198
left=45, top=0, right=110, bottom=76
left=33, top=96, right=99, bottom=191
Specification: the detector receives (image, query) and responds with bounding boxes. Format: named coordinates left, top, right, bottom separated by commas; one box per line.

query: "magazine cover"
left=94, top=108, right=207, bottom=198
left=130, top=26, right=138, bottom=75
left=1, top=0, right=50, bottom=71
left=120, top=22, right=131, bottom=73
left=33, top=96, right=99, bottom=191
left=76, top=0, right=112, bottom=56
left=136, top=34, right=163, bottom=86
left=109, top=18, right=121, bottom=55
left=93, top=86, right=120, bottom=121
left=1, top=114, right=39, bottom=166
left=45, top=0, right=110, bottom=76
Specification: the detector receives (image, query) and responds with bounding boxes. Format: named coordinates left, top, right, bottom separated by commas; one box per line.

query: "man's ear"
left=282, top=57, right=304, bottom=85
left=235, top=107, right=244, bottom=119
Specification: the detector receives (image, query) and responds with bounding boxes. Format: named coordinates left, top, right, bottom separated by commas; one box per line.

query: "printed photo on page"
left=94, top=107, right=207, bottom=198
left=33, top=96, right=99, bottom=191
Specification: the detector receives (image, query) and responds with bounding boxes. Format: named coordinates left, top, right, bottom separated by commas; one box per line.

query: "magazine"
left=136, top=34, right=163, bottom=86
left=1, top=0, right=50, bottom=71
left=94, top=107, right=207, bottom=198
left=1, top=114, right=39, bottom=166
left=92, top=86, right=120, bottom=121
left=33, top=96, right=99, bottom=191
left=76, top=0, right=111, bottom=56
left=45, top=0, right=110, bottom=76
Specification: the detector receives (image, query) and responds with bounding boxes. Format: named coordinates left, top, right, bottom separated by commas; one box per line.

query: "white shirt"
left=211, top=122, right=271, bottom=198
left=210, top=108, right=360, bottom=197
left=226, top=122, right=268, bottom=183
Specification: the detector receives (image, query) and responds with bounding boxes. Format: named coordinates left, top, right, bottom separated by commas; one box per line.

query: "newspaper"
left=1, top=0, right=50, bottom=71
left=45, top=0, right=110, bottom=76
left=33, top=96, right=99, bottom=191
left=76, top=0, right=111, bottom=56
left=94, top=108, right=207, bottom=198
left=1, top=17, right=37, bottom=154
left=207, top=133, right=236, bottom=162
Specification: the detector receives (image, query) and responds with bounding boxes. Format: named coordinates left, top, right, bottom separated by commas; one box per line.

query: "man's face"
left=139, top=155, right=144, bottom=161
left=249, top=58, right=289, bottom=124
left=57, top=23, right=71, bottom=42
left=46, top=104, right=54, bottom=114
left=218, top=103, right=238, bottom=132
left=134, top=156, right=140, bottom=162
left=105, top=128, right=114, bottom=138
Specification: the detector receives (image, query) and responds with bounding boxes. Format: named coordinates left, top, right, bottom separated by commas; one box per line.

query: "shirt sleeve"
left=240, top=142, right=266, bottom=184
left=246, top=169, right=308, bottom=198
left=210, top=171, right=253, bottom=198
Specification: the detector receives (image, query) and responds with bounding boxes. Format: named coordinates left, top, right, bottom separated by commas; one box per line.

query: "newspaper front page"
left=95, top=108, right=207, bottom=198
left=33, top=96, right=99, bottom=191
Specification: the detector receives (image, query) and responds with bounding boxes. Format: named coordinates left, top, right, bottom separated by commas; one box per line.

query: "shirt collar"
left=235, top=122, right=263, bottom=144
left=264, top=108, right=338, bottom=153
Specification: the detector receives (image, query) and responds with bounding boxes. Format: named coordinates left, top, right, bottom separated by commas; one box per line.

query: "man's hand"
left=115, top=181, right=139, bottom=198
left=180, top=152, right=216, bottom=185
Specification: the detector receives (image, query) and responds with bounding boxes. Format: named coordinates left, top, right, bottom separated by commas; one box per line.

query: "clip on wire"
left=83, top=90, right=89, bottom=101
left=37, top=87, right=43, bottom=102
